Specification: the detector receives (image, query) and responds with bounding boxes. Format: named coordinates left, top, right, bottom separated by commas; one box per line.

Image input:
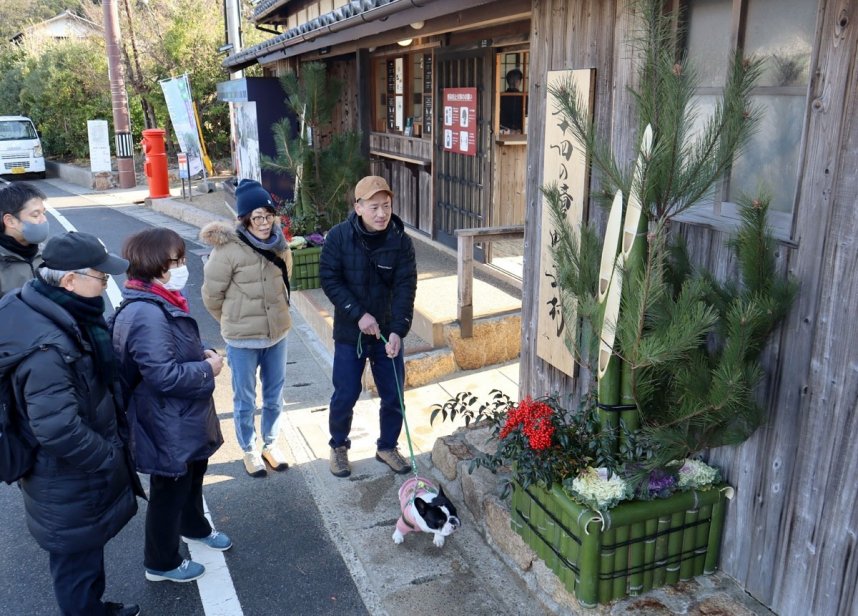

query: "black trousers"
left=144, top=458, right=212, bottom=571
left=49, top=547, right=108, bottom=616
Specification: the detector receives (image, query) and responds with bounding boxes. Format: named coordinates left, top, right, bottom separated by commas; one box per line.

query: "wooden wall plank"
left=521, top=0, right=622, bottom=401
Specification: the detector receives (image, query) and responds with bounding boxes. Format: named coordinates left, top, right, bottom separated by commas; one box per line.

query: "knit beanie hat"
left=235, top=179, right=274, bottom=217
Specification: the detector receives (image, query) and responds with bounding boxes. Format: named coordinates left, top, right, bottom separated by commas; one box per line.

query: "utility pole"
left=224, top=0, right=244, bottom=178
left=102, top=0, right=136, bottom=188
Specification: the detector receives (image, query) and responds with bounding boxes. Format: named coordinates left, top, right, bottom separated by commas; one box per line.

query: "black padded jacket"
left=0, top=281, right=140, bottom=554
left=320, top=212, right=417, bottom=345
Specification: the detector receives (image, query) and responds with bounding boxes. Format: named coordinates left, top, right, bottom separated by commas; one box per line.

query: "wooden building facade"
left=224, top=1, right=858, bottom=614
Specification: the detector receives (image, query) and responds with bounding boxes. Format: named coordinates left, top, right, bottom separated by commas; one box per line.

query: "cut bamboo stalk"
left=612, top=524, right=630, bottom=600
left=598, top=527, right=616, bottom=604
left=618, top=124, right=653, bottom=444
left=704, top=487, right=733, bottom=573
left=599, top=190, right=625, bottom=301
left=596, top=190, right=625, bottom=450
left=628, top=521, right=645, bottom=595
left=577, top=518, right=601, bottom=608
left=694, top=503, right=713, bottom=575
left=680, top=507, right=699, bottom=580
left=597, top=253, right=624, bottom=451
left=652, top=514, right=670, bottom=587
left=665, top=510, right=685, bottom=584
left=642, top=517, right=658, bottom=592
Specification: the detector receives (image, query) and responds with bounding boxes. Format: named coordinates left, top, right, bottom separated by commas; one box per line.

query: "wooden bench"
left=454, top=225, right=525, bottom=338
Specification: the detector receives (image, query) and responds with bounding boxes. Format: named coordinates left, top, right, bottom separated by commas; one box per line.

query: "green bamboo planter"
left=291, top=246, right=322, bottom=290
left=510, top=482, right=731, bottom=607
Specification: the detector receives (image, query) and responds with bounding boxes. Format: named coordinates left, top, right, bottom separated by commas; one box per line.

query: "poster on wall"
left=535, top=69, right=594, bottom=377
left=442, top=87, right=477, bottom=156
left=160, top=74, right=205, bottom=176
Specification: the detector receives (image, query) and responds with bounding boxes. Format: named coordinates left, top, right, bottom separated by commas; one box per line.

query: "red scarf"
left=125, top=279, right=190, bottom=313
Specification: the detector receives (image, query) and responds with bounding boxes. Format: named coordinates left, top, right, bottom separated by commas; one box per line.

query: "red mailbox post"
left=141, top=128, right=170, bottom=198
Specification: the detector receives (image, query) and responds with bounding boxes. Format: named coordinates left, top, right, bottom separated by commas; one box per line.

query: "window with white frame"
left=681, top=0, right=818, bottom=237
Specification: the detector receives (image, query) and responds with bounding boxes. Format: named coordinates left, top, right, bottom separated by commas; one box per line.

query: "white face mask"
left=163, top=264, right=189, bottom=291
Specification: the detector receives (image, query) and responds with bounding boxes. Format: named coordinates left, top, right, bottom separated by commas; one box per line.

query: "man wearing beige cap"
left=319, top=175, right=418, bottom=477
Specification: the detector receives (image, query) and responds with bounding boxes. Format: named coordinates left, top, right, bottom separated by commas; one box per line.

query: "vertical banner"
left=442, top=87, right=477, bottom=156
left=160, top=74, right=204, bottom=176
left=87, top=120, right=112, bottom=173
left=536, top=69, right=594, bottom=377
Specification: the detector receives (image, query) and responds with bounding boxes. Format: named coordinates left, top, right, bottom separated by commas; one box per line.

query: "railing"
left=454, top=225, right=525, bottom=338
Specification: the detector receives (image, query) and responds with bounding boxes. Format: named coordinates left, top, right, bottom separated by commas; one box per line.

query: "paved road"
left=0, top=178, right=369, bottom=616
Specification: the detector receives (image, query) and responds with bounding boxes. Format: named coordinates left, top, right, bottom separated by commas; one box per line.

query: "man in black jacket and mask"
left=0, top=182, right=48, bottom=297
left=320, top=176, right=418, bottom=478
left=0, top=231, right=142, bottom=616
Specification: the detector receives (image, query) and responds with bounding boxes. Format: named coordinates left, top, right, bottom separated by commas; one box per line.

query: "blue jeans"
left=328, top=338, right=405, bottom=451
left=226, top=337, right=288, bottom=452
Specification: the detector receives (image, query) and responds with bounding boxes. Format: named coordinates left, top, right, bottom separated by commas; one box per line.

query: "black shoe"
left=105, top=602, right=141, bottom=616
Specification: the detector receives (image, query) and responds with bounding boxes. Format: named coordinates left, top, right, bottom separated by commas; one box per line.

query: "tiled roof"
left=227, top=0, right=400, bottom=69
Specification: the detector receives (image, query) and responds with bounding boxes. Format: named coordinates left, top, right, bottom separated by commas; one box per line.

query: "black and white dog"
left=392, top=476, right=461, bottom=548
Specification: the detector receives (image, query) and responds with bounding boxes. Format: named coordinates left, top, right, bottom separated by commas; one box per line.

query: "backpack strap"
left=236, top=233, right=291, bottom=304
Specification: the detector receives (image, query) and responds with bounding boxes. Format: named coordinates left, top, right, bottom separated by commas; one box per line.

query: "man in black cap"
left=0, top=231, right=143, bottom=616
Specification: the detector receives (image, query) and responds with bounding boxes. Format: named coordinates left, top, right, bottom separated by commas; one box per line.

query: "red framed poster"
left=442, top=87, right=477, bottom=156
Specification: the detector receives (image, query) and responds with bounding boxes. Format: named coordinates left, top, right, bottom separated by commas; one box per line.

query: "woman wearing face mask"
left=200, top=179, right=292, bottom=478
left=0, top=182, right=49, bottom=297
left=111, top=227, right=230, bottom=584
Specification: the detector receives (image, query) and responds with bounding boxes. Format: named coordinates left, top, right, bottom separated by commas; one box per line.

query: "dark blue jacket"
left=111, top=288, right=222, bottom=477
left=0, top=281, right=139, bottom=554
left=320, top=212, right=417, bottom=345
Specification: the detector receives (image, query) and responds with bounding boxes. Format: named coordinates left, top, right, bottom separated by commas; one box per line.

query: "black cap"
left=41, top=232, right=129, bottom=275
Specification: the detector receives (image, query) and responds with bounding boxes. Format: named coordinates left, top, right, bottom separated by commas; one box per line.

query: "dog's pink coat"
left=395, top=476, right=438, bottom=537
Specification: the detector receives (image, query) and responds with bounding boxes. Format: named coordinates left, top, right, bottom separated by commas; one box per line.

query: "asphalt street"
left=0, top=178, right=369, bottom=616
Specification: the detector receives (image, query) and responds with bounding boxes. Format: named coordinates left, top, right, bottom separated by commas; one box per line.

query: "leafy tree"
left=16, top=38, right=111, bottom=158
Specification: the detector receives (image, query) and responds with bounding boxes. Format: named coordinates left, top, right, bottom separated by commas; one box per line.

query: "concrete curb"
left=46, top=160, right=115, bottom=190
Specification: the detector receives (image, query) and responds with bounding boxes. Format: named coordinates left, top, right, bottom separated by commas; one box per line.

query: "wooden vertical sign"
left=536, top=68, right=594, bottom=377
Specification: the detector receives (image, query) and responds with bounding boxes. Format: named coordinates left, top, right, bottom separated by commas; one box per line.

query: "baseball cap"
left=41, top=231, right=129, bottom=275
left=354, top=176, right=394, bottom=202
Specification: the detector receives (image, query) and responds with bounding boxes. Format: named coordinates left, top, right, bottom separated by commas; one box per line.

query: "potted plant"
left=431, top=0, right=797, bottom=606
left=263, top=61, right=367, bottom=289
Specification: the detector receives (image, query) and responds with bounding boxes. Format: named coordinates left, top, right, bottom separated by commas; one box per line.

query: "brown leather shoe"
left=375, top=448, right=411, bottom=474
left=330, top=446, right=351, bottom=477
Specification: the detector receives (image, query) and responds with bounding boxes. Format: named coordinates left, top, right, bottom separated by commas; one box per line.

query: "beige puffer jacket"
left=199, top=221, right=292, bottom=342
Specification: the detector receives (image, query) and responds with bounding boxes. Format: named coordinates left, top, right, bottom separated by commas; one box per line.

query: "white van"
left=0, top=115, right=46, bottom=179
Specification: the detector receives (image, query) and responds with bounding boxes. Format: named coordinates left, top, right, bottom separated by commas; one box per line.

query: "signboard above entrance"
left=442, top=87, right=477, bottom=156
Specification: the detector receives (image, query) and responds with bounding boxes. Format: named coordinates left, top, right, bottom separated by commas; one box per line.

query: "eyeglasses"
left=250, top=214, right=275, bottom=225
left=168, top=257, right=187, bottom=266
left=77, top=272, right=109, bottom=283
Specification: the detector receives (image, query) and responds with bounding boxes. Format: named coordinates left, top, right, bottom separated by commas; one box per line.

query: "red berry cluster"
left=499, top=396, right=556, bottom=451
left=279, top=214, right=293, bottom=240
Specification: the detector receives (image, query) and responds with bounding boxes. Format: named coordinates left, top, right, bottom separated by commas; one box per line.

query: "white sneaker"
left=243, top=451, right=267, bottom=477
left=261, top=445, right=289, bottom=471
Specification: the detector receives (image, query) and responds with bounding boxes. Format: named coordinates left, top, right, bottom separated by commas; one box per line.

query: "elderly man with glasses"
left=0, top=231, right=143, bottom=616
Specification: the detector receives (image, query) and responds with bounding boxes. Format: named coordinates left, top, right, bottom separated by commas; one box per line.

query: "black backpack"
left=0, top=348, right=40, bottom=485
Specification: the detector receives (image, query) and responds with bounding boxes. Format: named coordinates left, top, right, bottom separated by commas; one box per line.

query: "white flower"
left=569, top=467, right=630, bottom=510
left=677, top=458, right=719, bottom=489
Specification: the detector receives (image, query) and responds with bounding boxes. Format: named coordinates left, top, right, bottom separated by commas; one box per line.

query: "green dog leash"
left=356, top=333, right=418, bottom=475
